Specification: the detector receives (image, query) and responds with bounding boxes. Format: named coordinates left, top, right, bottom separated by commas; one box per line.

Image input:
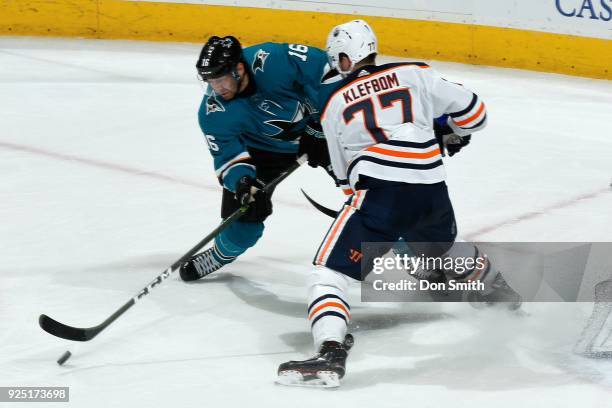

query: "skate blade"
left=276, top=370, right=340, bottom=388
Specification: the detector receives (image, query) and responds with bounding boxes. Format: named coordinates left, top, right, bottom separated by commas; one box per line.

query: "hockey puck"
left=57, top=351, right=71, bottom=366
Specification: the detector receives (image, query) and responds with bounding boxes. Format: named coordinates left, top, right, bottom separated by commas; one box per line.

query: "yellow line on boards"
left=0, top=0, right=610, bottom=79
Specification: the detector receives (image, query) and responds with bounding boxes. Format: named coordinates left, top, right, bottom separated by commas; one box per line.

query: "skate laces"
left=192, top=248, right=222, bottom=277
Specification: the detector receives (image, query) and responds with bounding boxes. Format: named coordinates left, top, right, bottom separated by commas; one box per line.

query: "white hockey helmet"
left=326, top=19, right=378, bottom=75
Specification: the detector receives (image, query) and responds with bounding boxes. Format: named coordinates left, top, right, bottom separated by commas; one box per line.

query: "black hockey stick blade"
left=39, top=297, right=136, bottom=341
left=300, top=189, right=337, bottom=218
left=39, top=314, right=99, bottom=342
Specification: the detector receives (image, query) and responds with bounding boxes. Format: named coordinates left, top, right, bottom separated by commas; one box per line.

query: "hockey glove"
left=445, top=134, right=471, bottom=157
left=298, top=117, right=331, bottom=168
left=434, top=118, right=471, bottom=157
left=235, top=176, right=272, bottom=221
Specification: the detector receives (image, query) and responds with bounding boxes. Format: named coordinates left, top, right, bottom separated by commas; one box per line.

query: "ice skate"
left=179, top=247, right=225, bottom=282
left=277, top=334, right=354, bottom=388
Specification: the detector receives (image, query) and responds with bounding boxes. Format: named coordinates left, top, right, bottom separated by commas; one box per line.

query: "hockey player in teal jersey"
left=180, top=36, right=331, bottom=281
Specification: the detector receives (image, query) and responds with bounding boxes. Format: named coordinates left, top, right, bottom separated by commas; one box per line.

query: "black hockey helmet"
left=196, top=36, right=245, bottom=81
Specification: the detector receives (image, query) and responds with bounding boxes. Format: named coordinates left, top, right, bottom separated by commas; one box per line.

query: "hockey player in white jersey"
left=277, top=19, right=521, bottom=388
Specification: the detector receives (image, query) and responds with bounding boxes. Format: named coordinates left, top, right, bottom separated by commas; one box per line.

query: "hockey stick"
left=39, top=155, right=307, bottom=342
left=300, top=189, right=337, bottom=218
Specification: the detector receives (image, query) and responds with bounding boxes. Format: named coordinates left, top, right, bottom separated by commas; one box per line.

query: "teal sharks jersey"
left=198, top=42, right=329, bottom=192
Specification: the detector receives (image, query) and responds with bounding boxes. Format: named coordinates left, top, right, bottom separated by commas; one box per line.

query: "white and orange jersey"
left=319, top=62, right=487, bottom=193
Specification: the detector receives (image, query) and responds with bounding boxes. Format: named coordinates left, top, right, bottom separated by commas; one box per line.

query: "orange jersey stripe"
left=316, top=206, right=353, bottom=264
left=342, top=188, right=354, bottom=196
left=308, top=301, right=350, bottom=320
left=366, top=146, right=441, bottom=159
left=350, top=190, right=363, bottom=206
left=454, top=102, right=485, bottom=127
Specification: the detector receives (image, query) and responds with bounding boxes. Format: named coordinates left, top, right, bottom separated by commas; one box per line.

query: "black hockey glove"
left=235, top=176, right=272, bottom=221
left=298, top=117, right=331, bottom=168
left=433, top=120, right=471, bottom=157
left=445, top=134, right=471, bottom=157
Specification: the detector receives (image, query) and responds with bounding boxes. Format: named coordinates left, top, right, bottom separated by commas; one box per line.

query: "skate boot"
left=466, top=272, right=522, bottom=310
left=277, top=334, right=354, bottom=388
left=179, top=247, right=226, bottom=282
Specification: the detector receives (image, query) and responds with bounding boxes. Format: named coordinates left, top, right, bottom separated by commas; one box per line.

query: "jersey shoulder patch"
left=244, top=42, right=282, bottom=75
left=198, top=91, right=245, bottom=137
left=251, top=48, right=271, bottom=73
left=205, top=93, right=226, bottom=115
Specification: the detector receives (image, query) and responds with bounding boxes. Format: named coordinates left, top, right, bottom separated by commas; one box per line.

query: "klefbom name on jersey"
left=342, top=73, right=400, bottom=103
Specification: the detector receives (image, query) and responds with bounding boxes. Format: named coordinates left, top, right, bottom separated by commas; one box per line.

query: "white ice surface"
left=1, top=38, right=611, bottom=407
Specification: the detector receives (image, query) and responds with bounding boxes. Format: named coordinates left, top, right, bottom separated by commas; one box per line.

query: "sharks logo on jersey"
left=262, top=101, right=315, bottom=141
left=206, top=94, right=226, bottom=115
left=252, top=49, right=270, bottom=73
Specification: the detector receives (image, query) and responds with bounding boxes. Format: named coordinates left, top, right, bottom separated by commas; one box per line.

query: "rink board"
left=0, top=0, right=610, bottom=79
